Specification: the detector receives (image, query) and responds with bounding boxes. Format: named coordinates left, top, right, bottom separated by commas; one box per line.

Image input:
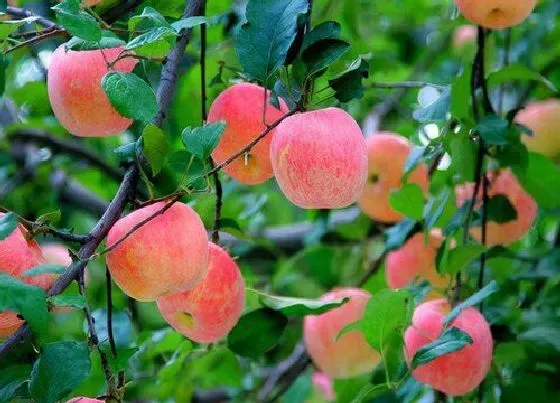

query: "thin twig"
left=106, top=267, right=125, bottom=390
left=367, top=81, right=446, bottom=90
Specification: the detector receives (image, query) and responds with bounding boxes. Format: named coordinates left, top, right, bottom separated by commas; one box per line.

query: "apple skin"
left=208, top=82, right=289, bottom=185
left=303, top=288, right=381, bottom=379
left=48, top=45, right=137, bottom=137
left=404, top=299, right=493, bottom=396
left=455, top=0, right=536, bottom=29
left=386, top=230, right=449, bottom=291
left=455, top=169, right=537, bottom=246
left=66, top=398, right=104, bottom=403
left=106, top=202, right=209, bottom=302
left=156, top=243, right=245, bottom=343
left=0, top=213, right=53, bottom=338
left=357, top=132, right=428, bottom=223
left=453, top=25, right=477, bottom=51
left=515, top=99, right=560, bottom=159
left=270, top=107, right=368, bottom=209
left=41, top=243, right=72, bottom=267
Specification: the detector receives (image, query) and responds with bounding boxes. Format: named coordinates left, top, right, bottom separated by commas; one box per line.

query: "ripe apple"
left=455, top=169, right=537, bottom=246
left=106, top=202, right=209, bottom=301
left=404, top=299, right=493, bottom=396
left=48, top=45, right=137, bottom=137
left=156, top=242, right=245, bottom=343
left=303, top=288, right=381, bottom=379
left=357, top=132, right=428, bottom=223
left=515, top=99, right=560, bottom=159
left=455, top=0, right=536, bottom=29
left=386, top=230, right=449, bottom=291
left=208, top=82, right=289, bottom=185
left=270, top=107, right=368, bottom=209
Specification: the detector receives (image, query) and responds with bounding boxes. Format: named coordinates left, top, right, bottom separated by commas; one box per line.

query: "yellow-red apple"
left=455, top=169, right=537, bottom=246
left=303, top=288, right=381, bottom=379
left=357, top=132, right=428, bottom=223
left=271, top=108, right=368, bottom=209
left=386, top=230, right=449, bottom=291
left=515, top=99, right=560, bottom=159
left=48, top=45, right=137, bottom=137
left=404, top=299, right=493, bottom=396
left=455, top=0, right=536, bottom=29
left=208, top=82, right=289, bottom=185
left=66, top=398, right=104, bottom=403
left=106, top=201, right=209, bottom=301
left=156, top=242, right=245, bottom=343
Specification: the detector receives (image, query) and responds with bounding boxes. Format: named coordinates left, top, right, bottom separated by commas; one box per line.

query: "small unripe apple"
left=386, top=230, right=449, bottom=291
left=404, top=299, right=493, bottom=396
left=515, top=99, right=560, bottom=159
left=303, top=288, right=381, bottom=379
left=312, top=372, right=335, bottom=401
left=357, top=132, right=428, bottom=223
left=156, top=242, right=245, bottom=343
left=455, top=169, right=537, bottom=246
left=455, top=0, right=536, bottom=29
left=271, top=108, right=368, bottom=209
left=453, top=25, right=477, bottom=51
left=48, top=44, right=137, bottom=137
left=106, top=202, right=209, bottom=301
left=208, top=82, right=289, bottom=185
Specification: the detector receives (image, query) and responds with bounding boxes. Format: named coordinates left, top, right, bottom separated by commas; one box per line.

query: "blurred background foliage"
left=1, top=0, right=560, bottom=402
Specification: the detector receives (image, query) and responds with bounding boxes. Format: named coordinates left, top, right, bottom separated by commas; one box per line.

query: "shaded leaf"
left=101, top=72, right=158, bottom=122
left=52, top=0, right=101, bottom=42
left=182, top=121, right=226, bottom=161
left=251, top=289, right=349, bottom=316
left=142, top=123, right=168, bottom=176
left=411, top=327, right=473, bottom=369
left=22, top=264, right=65, bottom=277
left=0, top=211, right=18, bottom=241
left=443, top=280, right=498, bottom=327
left=389, top=183, right=425, bottom=221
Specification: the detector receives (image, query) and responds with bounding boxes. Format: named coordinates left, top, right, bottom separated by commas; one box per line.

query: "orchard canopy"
left=1, top=0, right=560, bottom=402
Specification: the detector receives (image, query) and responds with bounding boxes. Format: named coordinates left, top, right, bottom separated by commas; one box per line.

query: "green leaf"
left=142, top=123, right=168, bottom=176
left=411, top=327, right=473, bottom=369
left=451, top=64, right=472, bottom=121
left=0, top=365, right=31, bottom=403
left=475, top=115, right=509, bottom=145
left=0, top=211, right=18, bottom=240
left=64, top=31, right=125, bottom=51
left=30, top=341, right=91, bottom=403
left=328, top=57, right=370, bottom=102
left=475, top=194, right=517, bottom=224
left=0, top=273, right=48, bottom=334
left=125, top=26, right=177, bottom=58
left=250, top=289, right=349, bottom=316
left=385, top=218, right=419, bottom=251
left=301, top=21, right=341, bottom=51
left=389, top=183, right=425, bottom=221
left=36, top=210, right=61, bottom=225
left=403, top=146, right=426, bottom=178
left=227, top=308, right=288, bottom=359
left=446, top=134, right=476, bottom=183
left=214, top=218, right=247, bottom=239
left=101, top=72, right=158, bottom=122
left=443, top=200, right=473, bottom=237
left=182, top=121, right=226, bottom=161
left=439, top=244, right=486, bottom=276
left=301, top=39, right=350, bottom=76
left=443, top=281, right=498, bottom=327
left=338, top=289, right=410, bottom=353
left=513, top=152, right=560, bottom=209
left=424, top=188, right=453, bottom=231
left=23, top=264, right=66, bottom=278
left=52, top=0, right=101, bottom=42
left=48, top=294, right=86, bottom=309
left=128, top=7, right=170, bottom=32
left=487, top=63, right=558, bottom=93
left=413, top=87, right=450, bottom=123
left=236, top=0, right=308, bottom=83
left=0, top=16, right=40, bottom=40
left=172, top=16, right=213, bottom=32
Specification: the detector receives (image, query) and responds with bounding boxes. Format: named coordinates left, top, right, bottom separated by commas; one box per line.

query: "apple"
left=404, top=299, right=493, bottom=396
left=271, top=107, right=368, bottom=209
left=515, top=99, right=560, bottom=159
left=156, top=242, right=245, bottom=343
left=455, top=0, right=536, bottom=29
left=106, top=202, right=209, bottom=301
left=208, top=82, right=289, bottom=185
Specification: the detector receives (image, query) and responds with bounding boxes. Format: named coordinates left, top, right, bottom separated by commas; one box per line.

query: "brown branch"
left=4, top=6, right=58, bottom=29
left=9, top=130, right=124, bottom=182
